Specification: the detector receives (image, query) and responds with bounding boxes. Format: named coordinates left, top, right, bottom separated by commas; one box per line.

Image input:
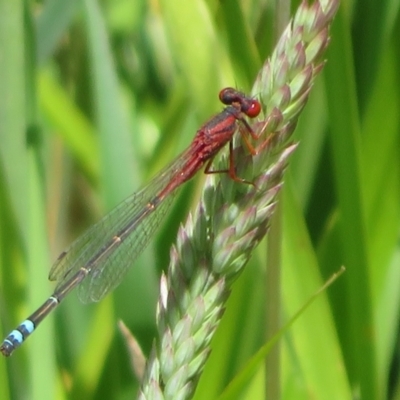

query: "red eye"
left=244, top=100, right=261, bottom=118
left=219, top=88, right=261, bottom=117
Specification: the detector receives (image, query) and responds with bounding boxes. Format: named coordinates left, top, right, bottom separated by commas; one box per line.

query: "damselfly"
left=0, top=88, right=261, bottom=356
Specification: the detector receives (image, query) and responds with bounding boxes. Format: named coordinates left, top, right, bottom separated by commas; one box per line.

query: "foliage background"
left=0, top=0, right=399, bottom=399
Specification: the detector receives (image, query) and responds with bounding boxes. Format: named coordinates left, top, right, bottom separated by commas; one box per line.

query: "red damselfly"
left=1, top=88, right=262, bottom=356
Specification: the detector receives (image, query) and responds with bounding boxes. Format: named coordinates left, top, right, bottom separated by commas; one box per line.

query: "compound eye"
left=219, top=87, right=238, bottom=105
left=244, top=100, right=261, bottom=118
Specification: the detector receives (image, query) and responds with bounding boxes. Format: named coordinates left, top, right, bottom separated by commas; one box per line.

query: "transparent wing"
left=77, top=194, right=173, bottom=303
left=49, top=149, right=192, bottom=304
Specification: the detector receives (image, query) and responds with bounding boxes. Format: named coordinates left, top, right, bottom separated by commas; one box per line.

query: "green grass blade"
left=36, top=0, right=82, bottom=65
left=38, top=71, right=99, bottom=185
left=323, top=8, right=377, bottom=399
left=83, top=0, right=139, bottom=208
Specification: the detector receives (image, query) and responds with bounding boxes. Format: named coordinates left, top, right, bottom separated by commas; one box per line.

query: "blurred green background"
left=0, top=0, right=399, bottom=399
